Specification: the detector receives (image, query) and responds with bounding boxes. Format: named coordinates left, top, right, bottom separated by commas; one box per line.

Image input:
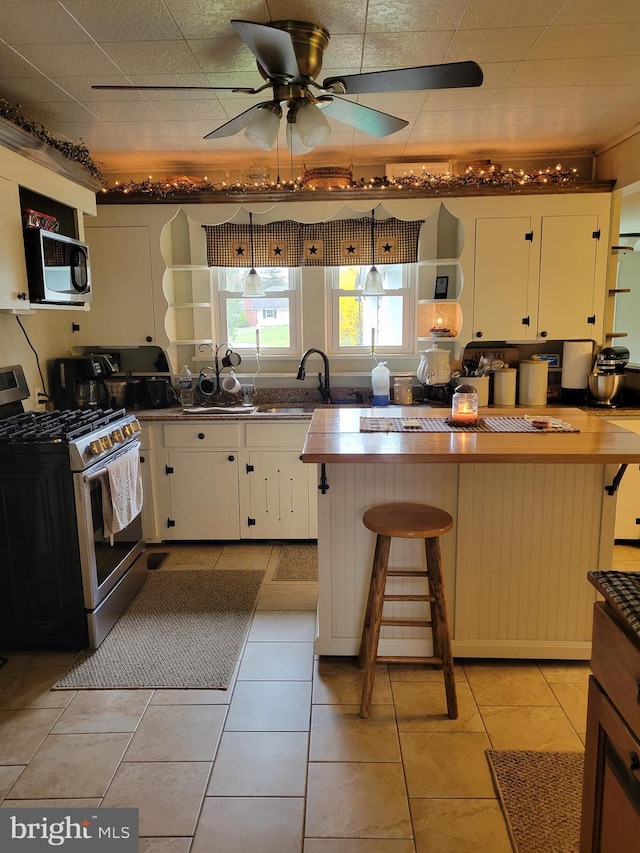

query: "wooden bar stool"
left=358, top=501, right=457, bottom=720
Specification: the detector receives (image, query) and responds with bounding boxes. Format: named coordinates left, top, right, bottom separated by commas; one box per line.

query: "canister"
left=461, top=375, right=489, bottom=407
left=393, top=375, right=413, bottom=405
left=492, top=368, right=517, bottom=406
left=518, top=359, right=548, bottom=406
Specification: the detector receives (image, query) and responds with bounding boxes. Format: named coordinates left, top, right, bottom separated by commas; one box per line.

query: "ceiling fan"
left=93, top=19, right=483, bottom=154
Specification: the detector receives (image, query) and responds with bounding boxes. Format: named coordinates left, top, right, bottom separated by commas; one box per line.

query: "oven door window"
left=89, top=477, right=143, bottom=587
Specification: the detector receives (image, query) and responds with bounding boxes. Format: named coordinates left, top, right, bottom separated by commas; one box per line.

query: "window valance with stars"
left=202, top=217, right=422, bottom=268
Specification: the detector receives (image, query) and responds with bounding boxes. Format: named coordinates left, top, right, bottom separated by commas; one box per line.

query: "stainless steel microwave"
left=24, top=229, right=92, bottom=306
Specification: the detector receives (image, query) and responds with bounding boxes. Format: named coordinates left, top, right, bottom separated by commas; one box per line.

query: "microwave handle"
left=70, top=248, right=89, bottom=293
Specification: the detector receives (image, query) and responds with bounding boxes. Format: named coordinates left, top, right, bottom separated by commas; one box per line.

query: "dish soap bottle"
left=177, top=365, right=194, bottom=407
left=371, top=362, right=390, bottom=406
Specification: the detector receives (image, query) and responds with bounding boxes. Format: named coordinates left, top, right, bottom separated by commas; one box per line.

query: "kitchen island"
left=300, top=406, right=640, bottom=660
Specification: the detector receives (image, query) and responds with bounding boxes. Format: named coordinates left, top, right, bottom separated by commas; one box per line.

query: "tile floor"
left=0, top=541, right=638, bottom=852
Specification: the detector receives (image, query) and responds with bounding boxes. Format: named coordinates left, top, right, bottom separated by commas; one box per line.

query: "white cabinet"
left=152, top=419, right=317, bottom=541
left=158, top=423, right=241, bottom=541
left=243, top=422, right=317, bottom=539
left=73, top=226, right=156, bottom=346
left=608, top=419, right=640, bottom=540
left=472, top=213, right=601, bottom=341
left=0, top=177, right=30, bottom=309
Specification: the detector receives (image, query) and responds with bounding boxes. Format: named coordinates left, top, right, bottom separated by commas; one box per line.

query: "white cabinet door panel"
left=247, top=450, right=310, bottom=538
left=166, top=450, right=240, bottom=540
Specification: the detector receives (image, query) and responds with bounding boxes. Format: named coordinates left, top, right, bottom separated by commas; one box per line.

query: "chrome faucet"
left=296, top=348, right=332, bottom=403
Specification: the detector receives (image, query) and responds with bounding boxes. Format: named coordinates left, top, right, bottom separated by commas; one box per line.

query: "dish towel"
left=100, top=444, right=143, bottom=539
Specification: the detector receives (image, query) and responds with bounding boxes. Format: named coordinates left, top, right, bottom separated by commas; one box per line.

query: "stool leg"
left=359, top=534, right=391, bottom=719
left=425, top=537, right=458, bottom=720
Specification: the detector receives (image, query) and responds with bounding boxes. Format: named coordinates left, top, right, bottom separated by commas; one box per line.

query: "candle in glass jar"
left=452, top=408, right=477, bottom=424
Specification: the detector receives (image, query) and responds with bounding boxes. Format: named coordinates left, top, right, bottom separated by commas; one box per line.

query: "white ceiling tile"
left=445, top=27, right=544, bottom=63
left=580, top=56, right=640, bottom=86
left=0, top=76, right=77, bottom=104
left=526, top=24, right=640, bottom=61
left=556, top=84, right=640, bottom=107
left=322, top=35, right=366, bottom=71
left=99, top=41, right=203, bottom=75
left=366, top=0, right=468, bottom=32
left=19, top=100, right=98, bottom=124
left=502, top=58, right=594, bottom=87
left=187, top=38, right=258, bottom=74
left=363, top=31, right=453, bottom=68
left=413, top=110, right=481, bottom=130
left=161, top=1, right=270, bottom=40
left=552, top=0, right=640, bottom=26
left=9, top=42, right=123, bottom=76
left=487, top=86, right=566, bottom=108
left=0, top=0, right=90, bottom=44
left=267, top=0, right=366, bottom=33
left=458, top=0, right=565, bottom=29
left=62, top=0, right=182, bottom=42
left=356, top=92, right=428, bottom=113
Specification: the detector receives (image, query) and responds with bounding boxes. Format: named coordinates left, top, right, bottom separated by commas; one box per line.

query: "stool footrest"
left=387, top=570, right=428, bottom=577
left=377, top=655, right=443, bottom=666
left=384, top=594, right=432, bottom=602
left=381, top=617, right=432, bottom=627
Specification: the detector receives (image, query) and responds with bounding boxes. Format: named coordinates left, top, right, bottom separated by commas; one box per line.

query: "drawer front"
left=591, top=602, right=640, bottom=739
left=163, top=423, right=240, bottom=448
left=245, top=422, right=309, bottom=448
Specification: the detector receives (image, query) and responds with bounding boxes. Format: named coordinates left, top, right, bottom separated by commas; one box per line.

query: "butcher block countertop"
left=300, top=405, right=640, bottom=464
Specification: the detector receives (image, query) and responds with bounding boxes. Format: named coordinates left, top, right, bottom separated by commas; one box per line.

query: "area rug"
left=486, top=750, right=584, bottom=853
left=54, top=569, right=264, bottom=690
left=273, top=543, right=318, bottom=581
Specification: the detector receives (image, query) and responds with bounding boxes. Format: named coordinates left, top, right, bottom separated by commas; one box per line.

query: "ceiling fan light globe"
left=296, top=101, right=331, bottom=147
left=362, top=266, right=384, bottom=295
left=244, top=103, right=282, bottom=150
left=286, top=121, right=314, bottom=155
left=243, top=268, right=264, bottom=297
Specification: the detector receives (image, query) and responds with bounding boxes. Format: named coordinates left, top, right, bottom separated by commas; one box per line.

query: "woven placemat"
left=360, top=416, right=579, bottom=433
left=487, top=750, right=583, bottom=852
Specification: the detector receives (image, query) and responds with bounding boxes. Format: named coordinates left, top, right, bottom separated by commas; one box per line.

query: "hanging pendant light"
left=244, top=102, right=282, bottom=151
left=362, top=207, right=384, bottom=295
left=243, top=212, right=264, bottom=297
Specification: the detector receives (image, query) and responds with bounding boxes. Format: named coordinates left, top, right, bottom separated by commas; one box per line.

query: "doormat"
left=273, top=543, right=318, bottom=581
left=54, top=569, right=264, bottom=690
left=486, top=750, right=584, bottom=853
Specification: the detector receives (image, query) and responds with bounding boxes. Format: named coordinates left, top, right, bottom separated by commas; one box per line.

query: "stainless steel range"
left=0, top=364, right=147, bottom=650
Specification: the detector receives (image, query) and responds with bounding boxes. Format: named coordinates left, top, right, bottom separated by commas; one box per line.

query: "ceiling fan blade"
left=231, top=19, right=300, bottom=80
left=203, top=103, right=267, bottom=139
left=92, top=84, right=256, bottom=93
left=319, top=97, right=408, bottom=137
left=322, top=61, right=483, bottom=95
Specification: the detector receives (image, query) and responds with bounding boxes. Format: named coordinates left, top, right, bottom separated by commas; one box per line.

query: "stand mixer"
left=587, top=346, right=629, bottom=407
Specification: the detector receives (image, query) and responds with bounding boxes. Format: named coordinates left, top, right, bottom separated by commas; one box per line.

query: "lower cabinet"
left=150, top=419, right=316, bottom=541
left=581, top=602, right=640, bottom=851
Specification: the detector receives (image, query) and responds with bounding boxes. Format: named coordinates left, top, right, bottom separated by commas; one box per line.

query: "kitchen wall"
left=0, top=310, right=68, bottom=408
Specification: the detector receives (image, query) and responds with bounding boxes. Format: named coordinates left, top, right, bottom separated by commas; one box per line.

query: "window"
left=214, top=267, right=300, bottom=354
left=327, top=264, right=416, bottom=353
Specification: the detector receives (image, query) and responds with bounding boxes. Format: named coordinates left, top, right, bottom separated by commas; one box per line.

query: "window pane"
left=221, top=267, right=290, bottom=293
left=338, top=295, right=404, bottom=347
left=225, top=297, right=291, bottom=348
left=336, top=264, right=403, bottom=290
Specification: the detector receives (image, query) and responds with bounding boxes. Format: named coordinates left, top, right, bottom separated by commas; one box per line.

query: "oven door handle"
left=83, top=440, right=142, bottom=483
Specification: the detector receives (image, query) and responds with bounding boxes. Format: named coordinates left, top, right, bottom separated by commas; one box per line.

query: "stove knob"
left=111, top=428, right=125, bottom=443
left=89, top=439, right=102, bottom=456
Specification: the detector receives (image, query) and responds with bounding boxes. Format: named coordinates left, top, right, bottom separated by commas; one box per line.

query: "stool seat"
left=363, top=502, right=453, bottom=539
left=359, top=501, right=457, bottom=720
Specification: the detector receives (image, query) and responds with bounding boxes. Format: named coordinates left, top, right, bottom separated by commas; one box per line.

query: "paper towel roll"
left=493, top=369, right=517, bottom=406
left=561, top=341, right=593, bottom=389
left=519, top=360, right=548, bottom=406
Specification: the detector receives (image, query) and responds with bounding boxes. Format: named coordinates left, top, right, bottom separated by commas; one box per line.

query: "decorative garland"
left=99, top=163, right=580, bottom=199
left=0, top=98, right=103, bottom=181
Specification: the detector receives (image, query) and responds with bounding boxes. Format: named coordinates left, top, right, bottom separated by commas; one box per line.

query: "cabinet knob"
left=146, top=336, right=153, bottom=342
left=140, top=455, right=145, bottom=463
left=17, top=291, right=28, bottom=300
left=198, top=432, right=205, bottom=440
left=540, top=330, right=548, bottom=338
left=475, top=331, right=483, bottom=338
left=228, top=455, right=235, bottom=462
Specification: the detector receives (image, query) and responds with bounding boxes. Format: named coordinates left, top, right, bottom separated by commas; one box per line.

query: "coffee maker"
left=52, top=355, right=117, bottom=409
left=587, top=346, right=629, bottom=407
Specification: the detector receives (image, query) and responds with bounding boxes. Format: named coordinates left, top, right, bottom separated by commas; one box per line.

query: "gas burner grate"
left=0, top=407, right=127, bottom=444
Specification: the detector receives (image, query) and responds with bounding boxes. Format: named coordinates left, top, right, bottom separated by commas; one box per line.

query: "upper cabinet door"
left=473, top=217, right=534, bottom=341
left=0, top=178, right=29, bottom=310
left=70, top=226, right=155, bottom=346
left=537, top=215, right=600, bottom=341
